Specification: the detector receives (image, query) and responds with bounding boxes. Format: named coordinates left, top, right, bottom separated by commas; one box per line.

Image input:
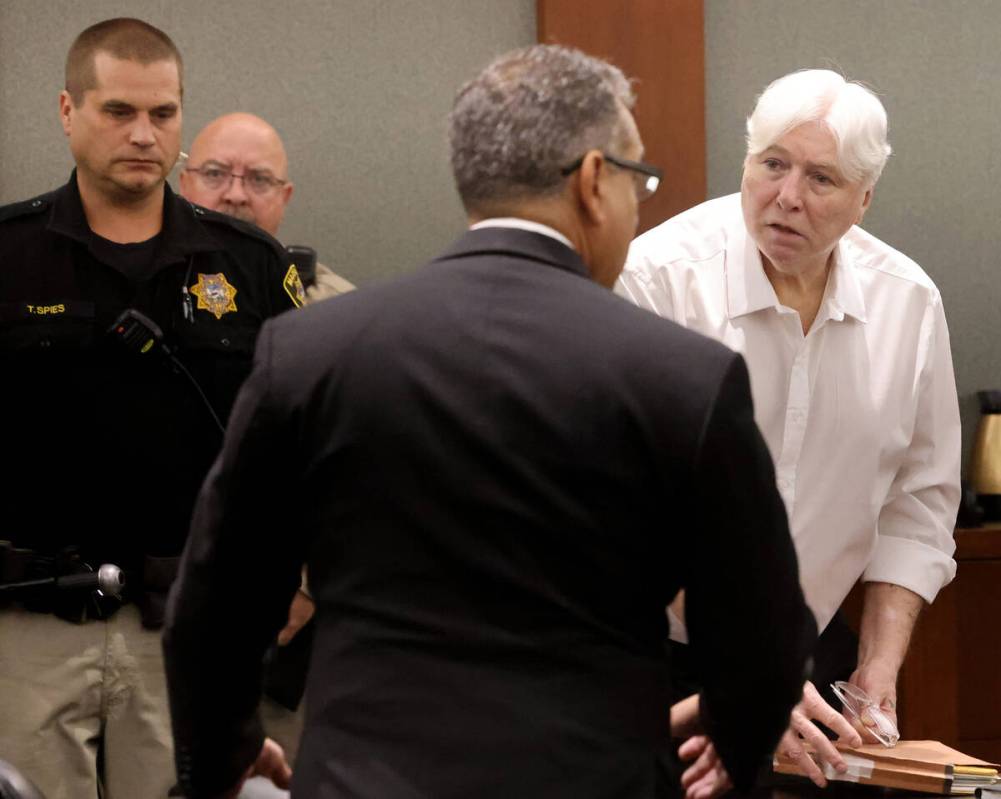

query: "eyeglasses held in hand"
left=830, top=681, right=900, bottom=747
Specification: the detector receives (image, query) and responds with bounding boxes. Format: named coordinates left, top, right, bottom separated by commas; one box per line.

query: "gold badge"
left=283, top=263, right=305, bottom=308
left=189, top=273, right=238, bottom=320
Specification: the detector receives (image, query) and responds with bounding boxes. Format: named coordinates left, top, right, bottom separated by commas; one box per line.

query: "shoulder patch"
left=283, top=263, right=305, bottom=308
left=0, top=194, right=52, bottom=225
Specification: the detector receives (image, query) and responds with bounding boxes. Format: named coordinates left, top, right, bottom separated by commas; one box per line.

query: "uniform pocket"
left=171, top=318, right=258, bottom=354
left=0, top=301, right=96, bottom=350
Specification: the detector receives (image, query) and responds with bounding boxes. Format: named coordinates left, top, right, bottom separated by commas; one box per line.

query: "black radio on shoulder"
left=286, top=244, right=317, bottom=289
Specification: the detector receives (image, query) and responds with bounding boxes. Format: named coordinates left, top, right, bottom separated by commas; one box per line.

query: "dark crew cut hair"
left=65, top=17, right=184, bottom=106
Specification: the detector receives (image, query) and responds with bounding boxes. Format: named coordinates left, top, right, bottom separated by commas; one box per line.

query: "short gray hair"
left=746, top=69, right=891, bottom=186
left=448, top=44, right=634, bottom=213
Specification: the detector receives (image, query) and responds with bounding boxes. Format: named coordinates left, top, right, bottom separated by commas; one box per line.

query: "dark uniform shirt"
left=0, top=171, right=302, bottom=577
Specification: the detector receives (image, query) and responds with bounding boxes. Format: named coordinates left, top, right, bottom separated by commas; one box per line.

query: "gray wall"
left=0, top=0, right=535, bottom=281
left=706, top=0, right=1001, bottom=470
left=2, top=1, right=997, bottom=466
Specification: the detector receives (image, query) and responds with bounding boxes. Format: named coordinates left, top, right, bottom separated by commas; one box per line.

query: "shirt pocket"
left=171, top=317, right=258, bottom=355
left=0, top=301, right=96, bottom=350
left=169, top=318, right=261, bottom=421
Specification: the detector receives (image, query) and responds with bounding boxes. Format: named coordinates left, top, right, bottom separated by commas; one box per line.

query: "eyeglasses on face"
left=184, top=163, right=287, bottom=196
left=561, top=152, right=663, bottom=202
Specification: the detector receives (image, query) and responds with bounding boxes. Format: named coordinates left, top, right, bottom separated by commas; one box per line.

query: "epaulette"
left=0, top=192, right=54, bottom=225
left=185, top=200, right=285, bottom=258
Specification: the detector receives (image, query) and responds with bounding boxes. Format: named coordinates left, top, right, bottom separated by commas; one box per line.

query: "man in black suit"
left=163, top=44, right=815, bottom=799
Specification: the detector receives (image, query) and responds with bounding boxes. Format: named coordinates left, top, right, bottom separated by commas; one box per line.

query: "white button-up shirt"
left=618, top=193, right=960, bottom=634
left=470, top=218, right=575, bottom=251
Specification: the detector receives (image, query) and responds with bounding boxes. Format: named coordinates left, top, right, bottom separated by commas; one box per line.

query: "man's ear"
left=856, top=186, right=874, bottom=226
left=575, top=150, right=607, bottom=227
left=58, top=90, right=74, bottom=137
left=281, top=181, right=294, bottom=208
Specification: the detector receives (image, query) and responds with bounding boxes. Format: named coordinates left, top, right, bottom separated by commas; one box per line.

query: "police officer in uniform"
left=0, top=18, right=300, bottom=799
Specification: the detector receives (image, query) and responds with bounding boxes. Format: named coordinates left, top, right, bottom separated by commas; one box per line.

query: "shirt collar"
left=469, top=217, right=575, bottom=251
left=823, top=239, right=868, bottom=323
left=725, top=218, right=867, bottom=324
left=438, top=226, right=589, bottom=280
left=725, top=215, right=780, bottom=318
left=47, top=170, right=222, bottom=265
left=47, top=170, right=99, bottom=246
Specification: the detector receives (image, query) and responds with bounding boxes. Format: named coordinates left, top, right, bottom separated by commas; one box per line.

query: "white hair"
left=746, top=69, right=892, bottom=186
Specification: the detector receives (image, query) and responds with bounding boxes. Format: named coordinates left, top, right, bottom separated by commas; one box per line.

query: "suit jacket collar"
left=434, top=227, right=591, bottom=281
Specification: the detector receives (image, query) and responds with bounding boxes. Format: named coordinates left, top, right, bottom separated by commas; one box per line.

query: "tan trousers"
left=0, top=605, right=175, bottom=799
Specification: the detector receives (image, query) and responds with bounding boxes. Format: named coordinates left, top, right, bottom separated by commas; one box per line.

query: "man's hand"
left=221, top=738, right=292, bottom=799
left=679, top=735, right=731, bottom=799
left=670, top=693, right=702, bottom=739
left=850, top=582, right=922, bottom=742
left=276, top=589, right=315, bottom=646
left=776, top=680, right=863, bottom=787
left=848, top=660, right=899, bottom=742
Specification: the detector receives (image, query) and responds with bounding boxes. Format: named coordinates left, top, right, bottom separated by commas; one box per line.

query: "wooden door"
left=537, top=0, right=706, bottom=233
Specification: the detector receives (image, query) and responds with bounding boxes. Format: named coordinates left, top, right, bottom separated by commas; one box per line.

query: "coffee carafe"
left=970, top=390, right=1001, bottom=521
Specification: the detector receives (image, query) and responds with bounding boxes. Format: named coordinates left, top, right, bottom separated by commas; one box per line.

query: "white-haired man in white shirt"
left=619, top=68, right=960, bottom=789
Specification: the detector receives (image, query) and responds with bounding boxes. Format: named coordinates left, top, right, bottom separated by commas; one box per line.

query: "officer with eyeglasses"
left=181, top=112, right=356, bottom=302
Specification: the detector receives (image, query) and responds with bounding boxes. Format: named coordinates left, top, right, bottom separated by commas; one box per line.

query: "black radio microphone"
left=0, top=563, right=125, bottom=600
left=106, top=308, right=225, bottom=435
left=108, top=308, right=164, bottom=355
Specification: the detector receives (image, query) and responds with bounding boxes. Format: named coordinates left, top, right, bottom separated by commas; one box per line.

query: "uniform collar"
left=725, top=214, right=867, bottom=324
left=46, top=170, right=222, bottom=265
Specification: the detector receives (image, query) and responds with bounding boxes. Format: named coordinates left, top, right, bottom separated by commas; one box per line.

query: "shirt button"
left=220, top=338, right=230, bottom=347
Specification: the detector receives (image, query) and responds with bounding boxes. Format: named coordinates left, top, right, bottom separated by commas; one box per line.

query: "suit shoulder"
left=186, top=202, right=286, bottom=258
left=611, top=288, right=726, bottom=348
left=610, top=295, right=739, bottom=382
left=0, top=190, right=55, bottom=226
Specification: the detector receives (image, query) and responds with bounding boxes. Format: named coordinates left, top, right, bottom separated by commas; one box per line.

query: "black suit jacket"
left=164, top=228, right=815, bottom=798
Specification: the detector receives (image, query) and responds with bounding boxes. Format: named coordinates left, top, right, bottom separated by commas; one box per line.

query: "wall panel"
left=0, top=1, right=536, bottom=282
left=538, top=0, right=705, bottom=233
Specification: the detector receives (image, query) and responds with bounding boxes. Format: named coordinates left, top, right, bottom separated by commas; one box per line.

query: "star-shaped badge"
left=189, top=273, right=238, bottom=320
